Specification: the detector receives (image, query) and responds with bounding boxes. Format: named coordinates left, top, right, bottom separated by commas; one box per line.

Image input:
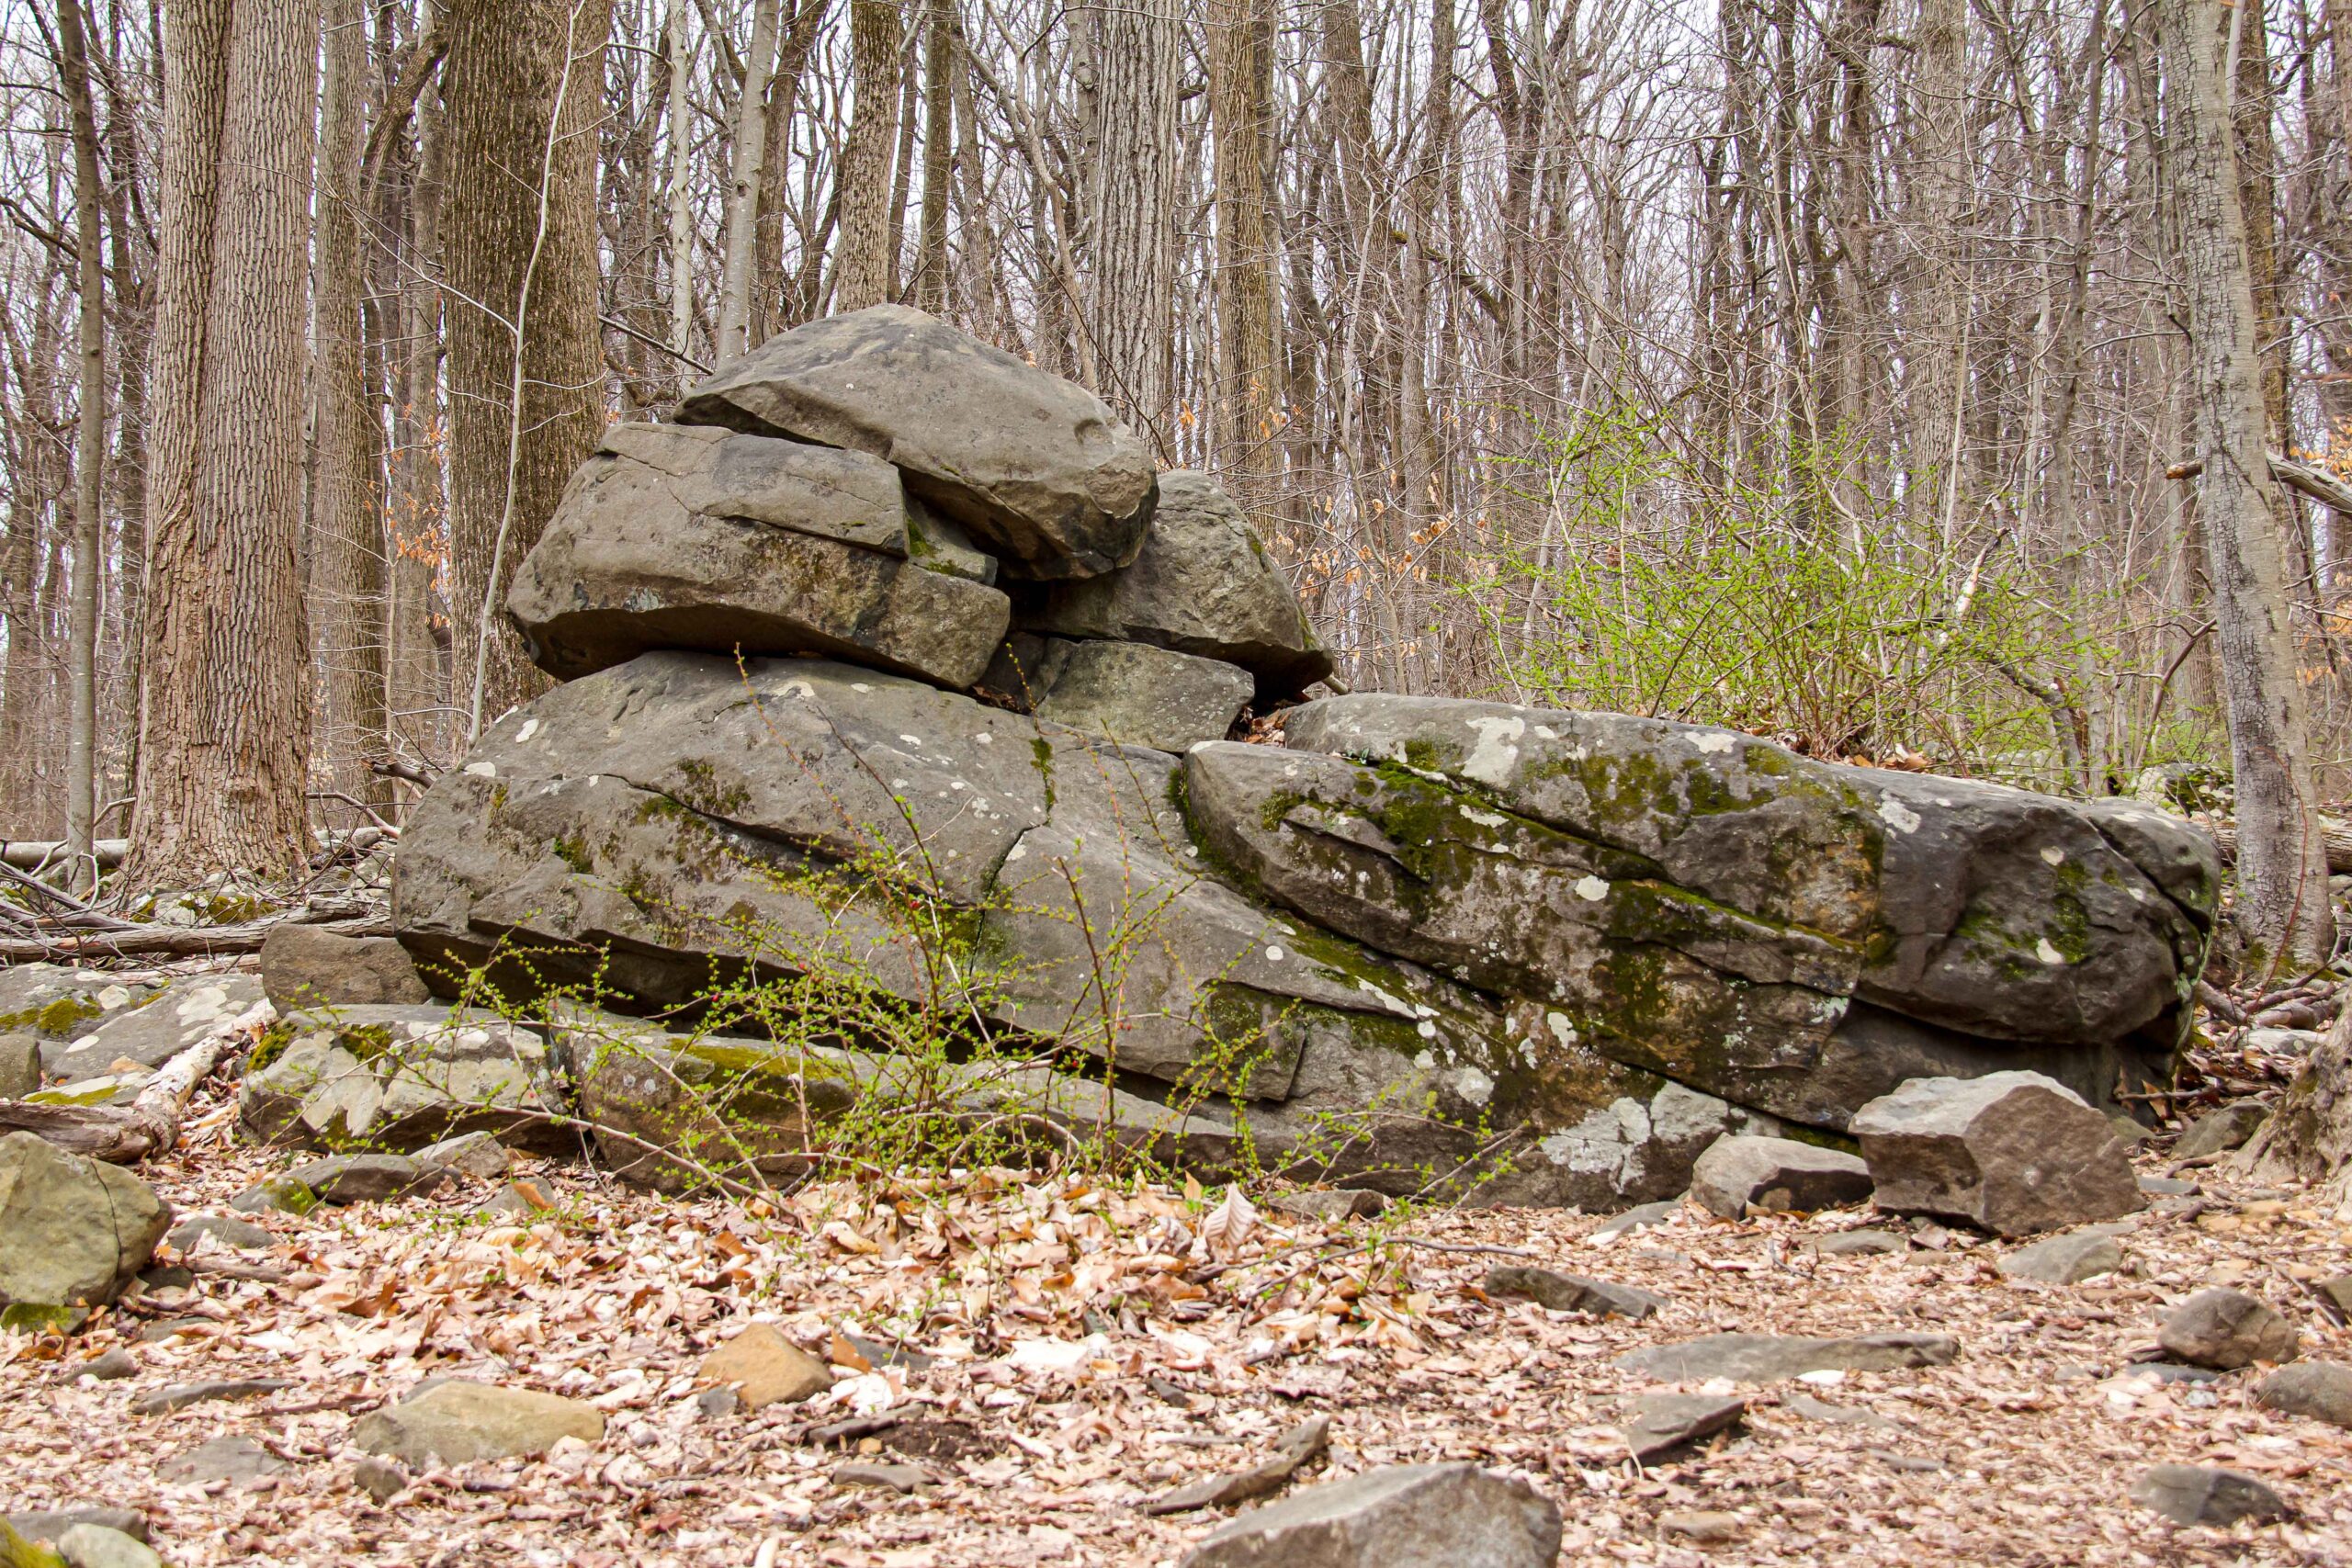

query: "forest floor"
left=5, top=1059, right=2351, bottom=1568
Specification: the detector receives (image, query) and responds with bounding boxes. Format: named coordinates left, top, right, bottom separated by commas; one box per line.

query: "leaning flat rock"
left=0, top=1132, right=171, bottom=1309
left=1689, top=1134, right=1872, bottom=1218
left=697, top=1325, right=832, bottom=1409
left=1998, top=1230, right=2125, bottom=1284
left=2257, top=1361, right=2352, bottom=1429
left=283, top=1153, right=448, bottom=1205
left=1177, top=1462, right=1562, bottom=1568
left=1484, top=1266, right=1663, bottom=1319
left=677, top=305, right=1155, bottom=580
left=157, top=1434, right=289, bottom=1485
left=1623, top=1393, right=1747, bottom=1461
left=2172, top=1100, right=2269, bottom=1161
left=1016, top=469, right=1331, bottom=697
left=1614, top=1331, right=1960, bottom=1382
left=257, top=926, right=430, bottom=1010
left=238, top=1006, right=564, bottom=1154
left=2157, top=1288, right=2300, bottom=1370
left=165, top=1214, right=274, bottom=1254
left=1850, top=1072, right=2143, bottom=1235
left=508, top=421, right=1008, bottom=687
left=2130, top=1464, right=2289, bottom=1526
left=47, top=974, right=263, bottom=1080
left=1028, top=638, right=1254, bottom=751
left=353, top=1381, right=605, bottom=1468
left=131, top=1377, right=292, bottom=1415
left=412, top=1130, right=509, bottom=1179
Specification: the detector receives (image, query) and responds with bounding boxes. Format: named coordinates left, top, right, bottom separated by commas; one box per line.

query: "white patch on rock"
left=1460, top=806, right=1507, bottom=828
left=1545, top=1010, right=1577, bottom=1044
left=1004, top=844, right=1027, bottom=863
left=1417, top=1020, right=1440, bottom=1039
left=780, top=680, right=815, bottom=700
left=1878, top=795, right=1922, bottom=833
left=463, top=761, right=496, bottom=778
left=1265, top=945, right=1284, bottom=963
left=899, top=734, right=922, bottom=747
left=852, top=682, right=872, bottom=693
left=1574, top=874, right=1610, bottom=902
left=514, top=717, right=540, bottom=744
left=2041, top=847, right=2065, bottom=866
left=975, top=732, right=992, bottom=745
left=1462, top=716, right=1527, bottom=786
left=2035, top=938, right=2066, bottom=964
left=1453, top=1066, right=1495, bottom=1107
left=1685, top=731, right=1736, bottom=755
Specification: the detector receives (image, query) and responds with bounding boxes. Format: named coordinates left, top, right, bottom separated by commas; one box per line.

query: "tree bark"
left=1206, top=0, right=1279, bottom=501
left=442, top=0, right=613, bottom=739
left=2154, top=0, right=2335, bottom=970
left=2233, top=1005, right=2352, bottom=1217
left=914, top=0, right=954, bottom=312
left=664, top=0, right=696, bottom=369
left=128, top=0, right=319, bottom=886
left=717, top=0, right=781, bottom=361
left=1077, top=0, right=1180, bottom=438
left=52, top=0, right=107, bottom=891
left=837, top=0, right=902, bottom=311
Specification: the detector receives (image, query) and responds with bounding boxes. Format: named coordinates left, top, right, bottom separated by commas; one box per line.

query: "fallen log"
left=2207, top=818, right=2352, bottom=875
left=0, top=907, right=388, bottom=964
left=0, top=838, right=127, bottom=871
left=0, top=998, right=273, bottom=1162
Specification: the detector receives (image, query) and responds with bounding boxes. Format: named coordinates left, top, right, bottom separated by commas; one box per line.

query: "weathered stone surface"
left=230, top=1174, right=316, bottom=1216
left=0, top=1132, right=170, bottom=1309
left=258, top=926, right=430, bottom=1010
left=131, top=1377, right=292, bottom=1415
left=2158, top=1289, right=2301, bottom=1370
left=165, top=1213, right=274, bottom=1254
left=698, top=1325, right=831, bottom=1409
left=1615, top=1331, right=1960, bottom=1382
left=1015, top=470, right=1331, bottom=697
left=1484, top=1267, right=1663, bottom=1319
left=0, top=964, right=160, bottom=1043
left=508, top=422, right=1009, bottom=687
left=354, top=1455, right=408, bottom=1504
left=1271, top=1190, right=1385, bottom=1223
left=1690, top=1134, right=1872, bottom=1218
left=2130, top=1464, right=2289, bottom=1526
left=1147, top=1417, right=1329, bottom=1514
left=157, top=1434, right=288, bottom=1484
left=0, top=1032, right=38, bottom=1098
left=46, top=974, right=263, bottom=1081
left=832, top=1461, right=933, bottom=1493
left=1593, top=1200, right=1683, bottom=1238
left=238, top=1006, right=563, bottom=1155
left=354, top=1381, right=605, bottom=1467
left=1850, top=1072, right=2143, bottom=1235
left=1260, top=695, right=2213, bottom=1127
left=1025, top=639, right=1253, bottom=751
left=1177, top=1462, right=1562, bottom=1568
left=283, top=1153, right=449, bottom=1205
left=1998, top=1230, right=2125, bottom=1284
left=2173, top=1100, right=2269, bottom=1161
left=53, top=1523, right=161, bottom=1568
left=1622, top=1393, right=1747, bottom=1461
left=5, top=1509, right=147, bottom=1548
left=2258, top=1360, right=2352, bottom=1429
left=413, top=1130, right=510, bottom=1179
left=676, top=305, right=1155, bottom=580
left=1803, top=1228, right=1905, bottom=1258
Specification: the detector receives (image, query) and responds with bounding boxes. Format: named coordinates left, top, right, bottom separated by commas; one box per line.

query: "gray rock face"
left=677, top=305, right=1155, bottom=580
left=5, top=1509, right=148, bottom=1548
left=2173, top=1100, right=2269, bottom=1161
left=1614, top=1331, right=1960, bottom=1382
left=0, top=964, right=161, bottom=1043
left=508, top=422, right=1009, bottom=688
left=47, top=974, right=264, bottom=1080
left=54, top=1523, right=162, bottom=1568
left=166, top=1214, right=274, bottom=1254
left=1849, top=1072, right=2144, bottom=1235
left=157, top=1434, right=289, bottom=1485
left=1689, top=1134, right=1872, bottom=1218
left=0, top=1032, right=37, bottom=1098
left=284, top=1153, right=449, bottom=1205
left=0, top=1132, right=170, bottom=1308
left=1622, top=1393, right=1747, bottom=1461
left=2129, top=1465, right=2289, bottom=1526
left=413, top=1130, right=510, bottom=1179
left=1028, top=638, right=1253, bottom=751
left=2258, top=1360, right=2352, bottom=1429
left=1177, top=1462, right=1562, bottom=1568
left=1015, top=469, right=1331, bottom=697
left=1998, top=1230, right=2125, bottom=1284
left=238, top=1006, right=564, bottom=1154
left=1483, top=1267, right=1664, bottom=1319
left=2158, top=1289, right=2301, bottom=1370
left=257, top=926, right=430, bottom=1010
left=353, top=1381, right=605, bottom=1468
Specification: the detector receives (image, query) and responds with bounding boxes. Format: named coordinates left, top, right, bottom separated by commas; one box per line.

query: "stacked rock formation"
left=371, top=305, right=2219, bottom=1209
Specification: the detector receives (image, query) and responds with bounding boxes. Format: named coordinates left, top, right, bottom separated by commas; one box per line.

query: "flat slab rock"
left=676, top=304, right=1155, bottom=581
left=1997, top=1229, right=2125, bottom=1284
left=1026, top=637, right=1254, bottom=752
left=1623, top=1393, right=1747, bottom=1461
left=1614, top=1331, right=1960, bottom=1382
left=238, top=1005, right=564, bottom=1155
left=2157, top=1288, right=2301, bottom=1370
left=1484, top=1266, right=1663, bottom=1320
left=0, top=964, right=162, bottom=1043
left=2257, top=1360, right=2352, bottom=1430
left=257, top=926, right=430, bottom=1010
left=44, top=973, right=263, bottom=1081
left=354, top=1381, right=605, bottom=1468
left=1689, top=1134, right=1871, bottom=1218
left=2129, top=1464, right=2290, bottom=1526
left=1177, top=1461, right=1562, bottom=1568
left=1849, top=1071, right=2143, bottom=1235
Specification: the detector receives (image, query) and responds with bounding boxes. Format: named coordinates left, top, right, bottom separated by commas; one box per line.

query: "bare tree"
left=50, top=0, right=106, bottom=886
left=836, top=0, right=901, bottom=310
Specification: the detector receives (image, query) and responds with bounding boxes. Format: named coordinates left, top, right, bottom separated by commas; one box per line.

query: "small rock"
left=1623, top=1393, right=1747, bottom=1461
left=1657, top=1509, right=1742, bottom=1543
left=0, top=1032, right=40, bottom=1098
left=1690, top=1134, right=1872, bottom=1219
left=842, top=1333, right=937, bottom=1372
left=1593, top=1200, right=1683, bottom=1239
left=0, top=1132, right=173, bottom=1311
left=1484, top=1265, right=1665, bottom=1320
left=5, top=1509, right=148, bottom=1547
left=46, top=973, right=263, bottom=1080
left=413, top=1131, right=510, bottom=1179
left=695, top=1387, right=741, bottom=1419
left=165, top=1214, right=274, bottom=1254
left=230, top=1175, right=316, bottom=1216
left=1269, top=1190, right=1385, bottom=1223
left=1849, top=1071, right=2143, bottom=1235
left=62, top=1348, right=136, bottom=1382
left=137, top=1264, right=194, bottom=1292
left=2000, top=1232, right=2125, bottom=1285
left=353, top=1381, right=605, bottom=1467
left=697, top=1324, right=832, bottom=1409
left=283, top=1153, right=447, bottom=1204
left=2173, top=1100, right=2268, bottom=1160
left=131, top=1376, right=292, bottom=1415
left=1177, top=1462, right=1561, bottom=1568
left=1146, top=1417, right=1329, bottom=1514
left=2129, top=1464, right=2289, bottom=1526
left=831, top=1461, right=933, bottom=1494
left=158, top=1434, right=289, bottom=1484
left=353, top=1455, right=408, bottom=1504
left=257, top=925, right=430, bottom=1010
left=2257, top=1361, right=2352, bottom=1429
left=1803, top=1229, right=1905, bottom=1258
left=2127, top=1362, right=2225, bottom=1386
left=2313, top=1274, right=2352, bottom=1317
left=1617, top=1331, right=1960, bottom=1382
left=473, top=1180, right=552, bottom=1220
left=2138, top=1176, right=2197, bottom=1197
left=2158, top=1289, right=2301, bottom=1370
left=136, top=1317, right=208, bottom=1345
left=1781, top=1393, right=1904, bottom=1432
left=55, top=1523, right=162, bottom=1568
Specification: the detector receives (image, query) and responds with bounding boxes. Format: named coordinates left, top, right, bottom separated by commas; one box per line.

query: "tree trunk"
left=1206, top=0, right=1278, bottom=502
left=316, top=0, right=393, bottom=811
left=389, top=42, right=448, bottom=770
left=128, top=0, right=319, bottom=886
left=717, top=0, right=781, bottom=361
left=1077, top=0, right=1180, bottom=438
left=53, top=0, right=107, bottom=892
left=2233, top=1005, right=2352, bottom=1217
left=442, top=0, right=613, bottom=739
left=914, top=0, right=954, bottom=312
left=2154, top=0, right=2335, bottom=970
left=1912, top=0, right=1970, bottom=534
left=837, top=0, right=902, bottom=312
left=664, top=0, right=696, bottom=370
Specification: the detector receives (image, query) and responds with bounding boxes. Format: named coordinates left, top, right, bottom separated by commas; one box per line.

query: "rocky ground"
left=4, top=1037, right=2349, bottom=1568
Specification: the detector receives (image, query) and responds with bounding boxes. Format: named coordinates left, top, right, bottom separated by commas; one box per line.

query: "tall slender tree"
left=51, top=0, right=107, bottom=885
left=1076, top=0, right=1180, bottom=438
left=837, top=0, right=901, bottom=310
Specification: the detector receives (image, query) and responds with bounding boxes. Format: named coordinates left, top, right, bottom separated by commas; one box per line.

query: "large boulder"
left=1849, top=1071, right=2144, bottom=1235
left=1188, top=694, right=2215, bottom=1129
left=0, top=1132, right=171, bottom=1310
left=1025, top=638, right=1254, bottom=751
left=237, top=1006, right=567, bottom=1155
left=258, top=926, right=431, bottom=1009
left=1014, top=469, right=1332, bottom=698
left=507, top=422, right=1009, bottom=688
left=675, top=305, right=1155, bottom=580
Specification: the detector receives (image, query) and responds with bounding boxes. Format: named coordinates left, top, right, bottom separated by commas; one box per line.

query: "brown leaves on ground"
left=3, top=1080, right=2349, bottom=1567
